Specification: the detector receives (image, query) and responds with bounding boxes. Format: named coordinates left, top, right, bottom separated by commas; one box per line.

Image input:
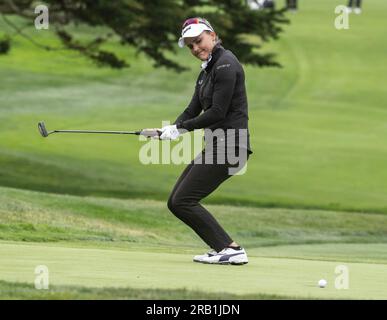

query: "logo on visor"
left=182, top=25, right=192, bottom=36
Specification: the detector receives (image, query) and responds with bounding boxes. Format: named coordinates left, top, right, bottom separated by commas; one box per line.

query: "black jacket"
left=174, top=44, right=252, bottom=153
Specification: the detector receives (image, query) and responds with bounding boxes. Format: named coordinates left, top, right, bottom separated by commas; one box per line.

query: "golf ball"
left=318, top=279, right=327, bottom=288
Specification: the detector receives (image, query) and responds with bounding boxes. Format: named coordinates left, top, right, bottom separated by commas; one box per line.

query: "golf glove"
left=160, top=124, right=180, bottom=140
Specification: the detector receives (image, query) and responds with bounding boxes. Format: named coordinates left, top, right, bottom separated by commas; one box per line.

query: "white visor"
left=178, top=23, right=213, bottom=48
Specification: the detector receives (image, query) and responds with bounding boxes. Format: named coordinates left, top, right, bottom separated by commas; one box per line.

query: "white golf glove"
left=160, top=124, right=180, bottom=140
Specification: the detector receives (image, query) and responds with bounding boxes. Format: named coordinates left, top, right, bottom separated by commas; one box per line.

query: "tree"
left=0, top=0, right=289, bottom=71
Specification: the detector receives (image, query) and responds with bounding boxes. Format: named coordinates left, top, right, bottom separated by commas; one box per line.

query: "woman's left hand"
left=160, top=125, right=180, bottom=140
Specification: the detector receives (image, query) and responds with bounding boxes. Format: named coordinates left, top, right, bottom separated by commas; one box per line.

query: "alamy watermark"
left=34, top=5, right=49, bottom=30
left=335, top=5, right=350, bottom=30
left=138, top=121, right=249, bottom=175
left=34, top=265, right=49, bottom=290
left=334, top=264, right=349, bottom=289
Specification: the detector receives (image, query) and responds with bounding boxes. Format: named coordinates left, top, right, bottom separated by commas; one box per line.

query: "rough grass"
left=0, top=280, right=292, bottom=300
left=2, top=186, right=387, bottom=249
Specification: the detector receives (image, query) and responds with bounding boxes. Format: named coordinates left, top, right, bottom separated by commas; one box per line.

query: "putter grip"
left=139, top=129, right=162, bottom=138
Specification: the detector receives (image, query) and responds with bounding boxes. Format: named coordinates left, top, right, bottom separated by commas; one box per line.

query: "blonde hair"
left=205, top=30, right=222, bottom=45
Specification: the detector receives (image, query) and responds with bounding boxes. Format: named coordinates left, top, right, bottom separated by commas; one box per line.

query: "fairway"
left=1, top=0, right=387, bottom=300
left=2, top=242, right=387, bottom=299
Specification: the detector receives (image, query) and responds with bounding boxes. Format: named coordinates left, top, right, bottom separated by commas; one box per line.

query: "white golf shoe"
left=197, top=247, right=248, bottom=265
left=354, top=8, right=361, bottom=14
left=193, top=249, right=218, bottom=263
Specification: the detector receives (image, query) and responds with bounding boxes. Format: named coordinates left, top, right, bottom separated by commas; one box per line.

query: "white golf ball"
left=318, top=279, right=327, bottom=288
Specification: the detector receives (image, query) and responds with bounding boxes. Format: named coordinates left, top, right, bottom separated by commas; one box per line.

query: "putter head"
left=38, top=122, right=49, bottom=137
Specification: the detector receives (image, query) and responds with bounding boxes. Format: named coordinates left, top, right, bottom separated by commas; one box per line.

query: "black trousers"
left=348, top=0, right=361, bottom=7
left=167, top=149, right=249, bottom=252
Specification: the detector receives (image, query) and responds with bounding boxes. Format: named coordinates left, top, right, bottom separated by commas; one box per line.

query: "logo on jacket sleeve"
left=217, top=64, right=231, bottom=70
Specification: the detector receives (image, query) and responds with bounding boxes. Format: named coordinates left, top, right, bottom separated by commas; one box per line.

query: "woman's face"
left=185, top=31, right=216, bottom=61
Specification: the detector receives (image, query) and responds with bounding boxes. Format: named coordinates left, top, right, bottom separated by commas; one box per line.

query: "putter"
left=38, top=121, right=161, bottom=138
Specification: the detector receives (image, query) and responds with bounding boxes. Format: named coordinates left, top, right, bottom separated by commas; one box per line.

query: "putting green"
left=1, top=242, right=386, bottom=299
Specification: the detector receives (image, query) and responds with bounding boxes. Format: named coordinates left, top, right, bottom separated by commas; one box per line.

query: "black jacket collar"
left=204, top=44, right=225, bottom=73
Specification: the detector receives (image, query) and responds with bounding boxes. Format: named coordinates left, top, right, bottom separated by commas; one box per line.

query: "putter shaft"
left=38, top=121, right=161, bottom=138
left=51, top=129, right=141, bottom=135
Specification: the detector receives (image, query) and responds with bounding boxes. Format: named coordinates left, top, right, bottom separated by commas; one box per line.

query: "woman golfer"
left=158, top=17, right=252, bottom=265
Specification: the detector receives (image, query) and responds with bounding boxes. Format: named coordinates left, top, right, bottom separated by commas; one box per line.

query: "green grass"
left=0, top=0, right=387, bottom=212
left=1, top=0, right=387, bottom=300
left=2, top=186, right=387, bottom=248
left=1, top=186, right=387, bottom=299
left=2, top=241, right=387, bottom=300
left=0, top=280, right=290, bottom=300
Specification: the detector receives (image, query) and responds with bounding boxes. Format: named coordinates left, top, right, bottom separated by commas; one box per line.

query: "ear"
left=210, top=31, right=216, bottom=42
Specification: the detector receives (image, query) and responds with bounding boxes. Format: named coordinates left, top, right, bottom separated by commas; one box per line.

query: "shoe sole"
left=193, top=259, right=204, bottom=263
left=194, top=260, right=248, bottom=265
left=193, top=253, right=248, bottom=265
left=230, top=261, right=248, bottom=265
